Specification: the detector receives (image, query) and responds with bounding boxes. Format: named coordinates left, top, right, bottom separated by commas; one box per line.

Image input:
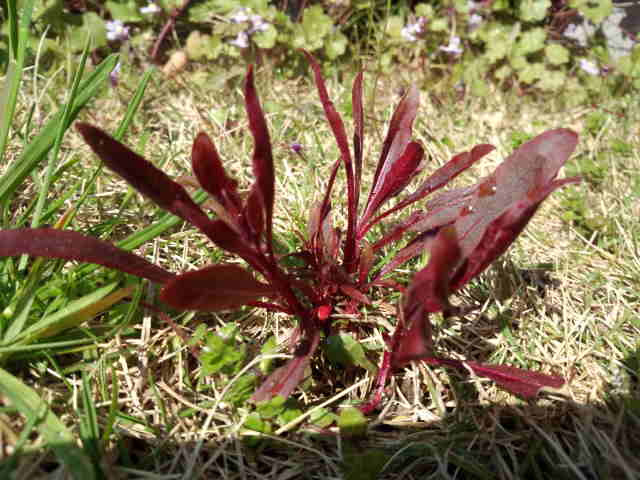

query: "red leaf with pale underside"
left=451, top=176, right=580, bottom=291
left=454, top=129, right=578, bottom=261
left=0, top=228, right=174, bottom=284
left=160, top=264, right=274, bottom=311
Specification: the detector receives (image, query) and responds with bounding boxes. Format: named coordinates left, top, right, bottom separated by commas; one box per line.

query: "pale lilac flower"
left=106, top=20, right=129, bottom=42
left=229, top=31, right=249, bottom=49
left=564, top=20, right=596, bottom=47
left=469, top=13, right=483, bottom=30
left=230, top=8, right=251, bottom=23
left=579, top=59, right=600, bottom=76
left=140, top=2, right=161, bottom=15
left=109, top=61, right=121, bottom=87
left=440, top=36, right=463, bottom=55
left=401, top=17, right=427, bottom=42
left=249, top=15, right=269, bottom=34
left=227, top=8, right=270, bottom=49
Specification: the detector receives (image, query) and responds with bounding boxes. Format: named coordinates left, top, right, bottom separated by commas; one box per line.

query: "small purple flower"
left=229, top=31, right=249, bottom=49
left=249, top=14, right=269, bottom=34
left=106, top=20, right=129, bottom=42
left=440, top=36, right=463, bottom=55
left=469, top=13, right=483, bottom=31
left=227, top=8, right=270, bottom=48
left=290, top=142, right=303, bottom=154
left=230, top=8, right=251, bottom=23
left=579, top=59, right=600, bottom=76
left=401, top=17, right=427, bottom=42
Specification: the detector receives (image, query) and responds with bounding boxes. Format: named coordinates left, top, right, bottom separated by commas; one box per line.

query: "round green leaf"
left=569, top=0, right=612, bottom=24
left=519, top=0, right=550, bottom=22
left=106, top=0, right=142, bottom=22
left=537, top=70, right=565, bottom=90
left=325, top=31, right=347, bottom=60
left=415, top=3, right=434, bottom=17
left=545, top=43, right=569, bottom=65
left=254, top=24, right=278, bottom=49
left=515, top=28, right=546, bottom=56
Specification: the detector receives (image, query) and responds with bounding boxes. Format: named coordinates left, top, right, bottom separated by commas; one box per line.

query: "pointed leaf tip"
left=465, top=362, right=565, bottom=398
left=191, top=131, right=237, bottom=203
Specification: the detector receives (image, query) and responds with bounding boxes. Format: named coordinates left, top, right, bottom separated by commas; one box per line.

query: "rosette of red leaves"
left=0, top=54, right=579, bottom=412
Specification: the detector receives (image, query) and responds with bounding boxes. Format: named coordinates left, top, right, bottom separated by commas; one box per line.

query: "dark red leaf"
left=390, top=301, right=433, bottom=368
left=362, top=84, right=419, bottom=223
left=339, top=284, right=372, bottom=305
left=406, top=226, right=461, bottom=314
left=200, top=219, right=261, bottom=266
left=454, top=129, right=578, bottom=261
left=160, top=264, right=274, bottom=312
left=0, top=228, right=174, bottom=284
left=464, top=361, right=565, bottom=397
left=361, top=141, right=424, bottom=222
left=357, top=240, right=374, bottom=284
left=352, top=71, right=364, bottom=197
left=362, top=145, right=492, bottom=237
left=451, top=176, right=580, bottom=291
left=77, top=123, right=224, bottom=244
left=244, top=188, right=265, bottom=239
left=252, top=331, right=321, bottom=402
left=191, top=131, right=240, bottom=210
left=304, top=51, right=358, bottom=270
left=244, top=66, right=275, bottom=247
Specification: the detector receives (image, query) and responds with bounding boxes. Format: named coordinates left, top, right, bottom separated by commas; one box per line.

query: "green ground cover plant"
left=2, top=0, right=638, bottom=98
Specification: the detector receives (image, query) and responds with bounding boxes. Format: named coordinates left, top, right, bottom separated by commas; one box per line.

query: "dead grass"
left=1, top=58, right=639, bottom=479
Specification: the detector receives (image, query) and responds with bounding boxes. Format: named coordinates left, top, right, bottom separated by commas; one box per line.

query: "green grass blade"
left=115, top=68, right=154, bottom=140
left=0, top=367, right=96, bottom=480
left=0, top=0, right=34, bottom=162
left=80, top=373, right=105, bottom=479
left=2, top=282, right=119, bottom=348
left=0, top=54, right=119, bottom=208
left=31, top=36, right=91, bottom=230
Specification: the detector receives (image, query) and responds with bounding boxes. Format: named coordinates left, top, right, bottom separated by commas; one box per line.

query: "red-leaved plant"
left=0, top=54, right=579, bottom=412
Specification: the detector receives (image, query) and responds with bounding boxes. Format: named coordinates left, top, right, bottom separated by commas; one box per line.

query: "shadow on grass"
left=1, top=297, right=637, bottom=479
left=2, top=362, right=639, bottom=480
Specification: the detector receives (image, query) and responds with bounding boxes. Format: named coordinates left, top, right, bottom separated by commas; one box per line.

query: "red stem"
left=150, top=0, right=193, bottom=62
